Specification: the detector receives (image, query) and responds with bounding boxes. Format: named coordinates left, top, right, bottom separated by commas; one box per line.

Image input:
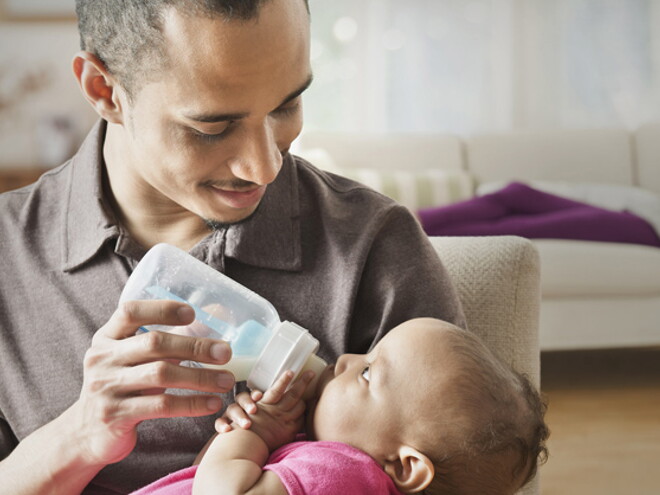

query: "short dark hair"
left=75, top=0, right=309, bottom=99
left=423, top=328, right=549, bottom=495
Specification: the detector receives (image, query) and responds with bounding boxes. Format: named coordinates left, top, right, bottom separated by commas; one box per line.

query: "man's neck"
left=102, top=123, right=210, bottom=251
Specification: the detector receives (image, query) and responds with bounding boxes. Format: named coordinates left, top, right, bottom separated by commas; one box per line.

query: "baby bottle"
left=119, top=243, right=327, bottom=395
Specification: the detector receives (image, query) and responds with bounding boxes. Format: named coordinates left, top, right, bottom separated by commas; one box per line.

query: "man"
left=0, top=0, right=464, bottom=493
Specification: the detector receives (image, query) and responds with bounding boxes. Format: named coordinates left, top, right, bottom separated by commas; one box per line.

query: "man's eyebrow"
left=278, top=73, right=314, bottom=107
left=183, top=73, right=314, bottom=124
left=183, top=111, right=249, bottom=124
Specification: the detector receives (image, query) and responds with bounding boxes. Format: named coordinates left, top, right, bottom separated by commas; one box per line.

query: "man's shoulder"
left=0, top=163, right=73, bottom=263
left=292, top=154, right=405, bottom=215
left=0, top=163, right=70, bottom=221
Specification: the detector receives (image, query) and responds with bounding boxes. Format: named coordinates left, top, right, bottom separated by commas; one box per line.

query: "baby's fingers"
left=260, top=370, right=295, bottom=405
left=286, top=370, right=315, bottom=402
left=235, top=390, right=260, bottom=415
left=263, top=370, right=315, bottom=411
left=216, top=402, right=252, bottom=432
left=214, top=416, right=234, bottom=433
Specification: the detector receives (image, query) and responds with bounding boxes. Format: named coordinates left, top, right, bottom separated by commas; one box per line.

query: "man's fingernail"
left=211, top=342, right=231, bottom=362
left=217, top=372, right=235, bottom=389
left=207, top=397, right=222, bottom=411
left=177, top=305, right=195, bottom=322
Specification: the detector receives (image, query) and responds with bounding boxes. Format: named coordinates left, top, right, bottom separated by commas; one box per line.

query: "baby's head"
left=306, top=318, right=548, bottom=494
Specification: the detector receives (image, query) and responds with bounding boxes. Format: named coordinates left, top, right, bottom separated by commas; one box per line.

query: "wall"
left=0, top=20, right=97, bottom=168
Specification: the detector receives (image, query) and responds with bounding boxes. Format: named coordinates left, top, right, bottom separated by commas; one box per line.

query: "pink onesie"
left=131, top=440, right=403, bottom=495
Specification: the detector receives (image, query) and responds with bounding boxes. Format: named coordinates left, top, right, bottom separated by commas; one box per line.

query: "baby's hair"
left=421, top=326, right=549, bottom=495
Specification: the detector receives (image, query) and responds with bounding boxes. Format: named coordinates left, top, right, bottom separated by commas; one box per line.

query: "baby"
left=132, top=318, right=549, bottom=495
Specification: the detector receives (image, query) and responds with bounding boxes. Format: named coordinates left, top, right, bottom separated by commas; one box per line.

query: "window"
left=305, top=0, right=660, bottom=133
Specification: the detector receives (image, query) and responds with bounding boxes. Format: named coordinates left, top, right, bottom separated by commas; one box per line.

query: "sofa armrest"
left=429, top=235, right=541, bottom=495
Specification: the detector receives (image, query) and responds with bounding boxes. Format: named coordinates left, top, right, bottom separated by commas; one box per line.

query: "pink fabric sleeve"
left=264, top=441, right=403, bottom=495
left=129, top=441, right=402, bottom=495
left=129, top=466, right=197, bottom=495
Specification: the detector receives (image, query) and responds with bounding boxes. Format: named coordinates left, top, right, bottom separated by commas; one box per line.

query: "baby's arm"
left=192, top=428, right=286, bottom=495
left=193, top=371, right=313, bottom=495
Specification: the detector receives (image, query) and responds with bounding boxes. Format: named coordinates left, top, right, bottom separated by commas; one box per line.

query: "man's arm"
left=350, top=204, right=466, bottom=353
left=0, top=300, right=235, bottom=495
left=0, top=407, right=107, bottom=494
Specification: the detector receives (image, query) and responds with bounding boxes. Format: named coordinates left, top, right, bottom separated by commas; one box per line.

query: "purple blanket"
left=418, top=182, right=660, bottom=248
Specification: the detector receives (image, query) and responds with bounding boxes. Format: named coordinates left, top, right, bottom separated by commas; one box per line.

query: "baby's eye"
left=361, top=366, right=370, bottom=382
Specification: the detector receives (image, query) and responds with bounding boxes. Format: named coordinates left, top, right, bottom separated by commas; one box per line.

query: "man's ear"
left=384, top=445, right=435, bottom=493
left=72, top=51, right=124, bottom=124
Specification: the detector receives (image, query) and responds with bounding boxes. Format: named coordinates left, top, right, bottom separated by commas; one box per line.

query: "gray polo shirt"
left=0, top=121, right=464, bottom=493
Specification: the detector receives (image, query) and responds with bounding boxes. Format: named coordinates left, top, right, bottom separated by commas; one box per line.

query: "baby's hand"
left=216, top=370, right=314, bottom=451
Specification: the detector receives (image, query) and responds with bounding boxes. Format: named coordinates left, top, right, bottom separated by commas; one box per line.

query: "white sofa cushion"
left=295, top=145, right=474, bottom=210
left=295, top=131, right=465, bottom=171
left=339, top=168, right=473, bottom=210
left=535, top=240, right=660, bottom=297
left=634, top=122, right=660, bottom=194
left=466, top=128, right=634, bottom=185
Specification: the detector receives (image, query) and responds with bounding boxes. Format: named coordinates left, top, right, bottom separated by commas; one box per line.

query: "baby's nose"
left=334, top=353, right=358, bottom=375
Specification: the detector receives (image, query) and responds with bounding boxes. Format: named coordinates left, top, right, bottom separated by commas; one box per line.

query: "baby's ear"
left=384, top=446, right=435, bottom=493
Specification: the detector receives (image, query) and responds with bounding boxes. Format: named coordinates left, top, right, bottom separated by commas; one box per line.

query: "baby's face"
left=306, top=318, right=461, bottom=463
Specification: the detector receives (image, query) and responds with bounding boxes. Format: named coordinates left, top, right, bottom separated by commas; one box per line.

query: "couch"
left=430, top=236, right=541, bottom=495
left=295, top=125, right=660, bottom=351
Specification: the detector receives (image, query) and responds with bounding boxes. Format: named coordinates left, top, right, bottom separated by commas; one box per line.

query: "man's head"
left=307, top=318, right=549, bottom=494
left=76, top=0, right=310, bottom=99
left=73, top=0, right=312, bottom=236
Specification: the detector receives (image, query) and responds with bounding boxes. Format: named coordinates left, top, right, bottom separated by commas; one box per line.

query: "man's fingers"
left=96, top=330, right=232, bottom=368
left=118, top=361, right=235, bottom=395
left=120, top=393, right=224, bottom=422
left=96, top=300, right=195, bottom=341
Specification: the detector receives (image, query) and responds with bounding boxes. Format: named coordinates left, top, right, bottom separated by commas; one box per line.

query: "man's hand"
left=217, top=370, right=314, bottom=452
left=72, top=299, right=235, bottom=465
left=0, top=299, right=237, bottom=495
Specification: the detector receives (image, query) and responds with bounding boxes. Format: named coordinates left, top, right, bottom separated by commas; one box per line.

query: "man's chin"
left=202, top=206, right=259, bottom=230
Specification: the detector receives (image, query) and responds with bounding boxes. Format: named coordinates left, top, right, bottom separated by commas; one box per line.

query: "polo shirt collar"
left=61, top=120, right=302, bottom=273
left=224, top=152, right=302, bottom=272
left=62, top=120, right=119, bottom=272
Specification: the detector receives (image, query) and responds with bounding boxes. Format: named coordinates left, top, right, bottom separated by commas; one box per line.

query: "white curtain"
left=304, top=0, right=660, bottom=133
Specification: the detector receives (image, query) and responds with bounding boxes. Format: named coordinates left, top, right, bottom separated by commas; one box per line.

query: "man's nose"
left=228, top=122, right=282, bottom=186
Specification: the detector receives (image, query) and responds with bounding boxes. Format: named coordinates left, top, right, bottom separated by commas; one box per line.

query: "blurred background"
left=1, top=0, right=660, bottom=166
left=1, top=1, right=659, bottom=494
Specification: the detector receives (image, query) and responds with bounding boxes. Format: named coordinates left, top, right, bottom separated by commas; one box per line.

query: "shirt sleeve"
left=264, top=441, right=402, bottom=495
left=349, top=203, right=466, bottom=353
left=128, top=466, right=197, bottom=495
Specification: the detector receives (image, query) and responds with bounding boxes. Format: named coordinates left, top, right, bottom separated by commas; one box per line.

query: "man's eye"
left=361, top=366, right=370, bottom=382
left=190, top=124, right=232, bottom=143
left=273, top=100, right=301, bottom=117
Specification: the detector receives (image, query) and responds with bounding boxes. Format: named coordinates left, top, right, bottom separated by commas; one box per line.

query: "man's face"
left=116, top=0, right=311, bottom=225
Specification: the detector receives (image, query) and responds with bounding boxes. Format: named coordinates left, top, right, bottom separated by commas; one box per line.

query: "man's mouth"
left=209, top=185, right=266, bottom=210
